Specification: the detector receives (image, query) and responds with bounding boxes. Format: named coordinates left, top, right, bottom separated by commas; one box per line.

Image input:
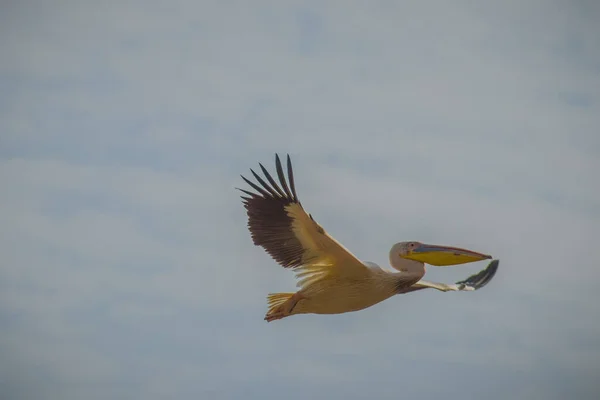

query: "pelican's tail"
left=265, top=292, right=296, bottom=322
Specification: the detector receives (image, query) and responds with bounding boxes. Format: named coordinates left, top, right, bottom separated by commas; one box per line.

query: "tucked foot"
left=264, top=307, right=286, bottom=322
left=264, top=292, right=305, bottom=322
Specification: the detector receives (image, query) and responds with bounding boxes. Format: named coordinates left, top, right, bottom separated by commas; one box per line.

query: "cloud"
left=1, top=1, right=599, bottom=399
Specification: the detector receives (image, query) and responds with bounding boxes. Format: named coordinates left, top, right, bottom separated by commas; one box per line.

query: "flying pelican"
left=238, top=154, right=499, bottom=322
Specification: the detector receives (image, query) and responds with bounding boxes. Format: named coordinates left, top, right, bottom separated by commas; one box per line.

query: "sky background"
left=1, top=1, right=599, bottom=399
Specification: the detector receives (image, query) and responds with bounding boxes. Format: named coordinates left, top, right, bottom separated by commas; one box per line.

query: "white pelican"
left=238, top=154, right=499, bottom=322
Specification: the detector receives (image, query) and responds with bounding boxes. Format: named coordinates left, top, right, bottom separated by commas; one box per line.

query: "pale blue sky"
left=1, top=1, right=599, bottom=399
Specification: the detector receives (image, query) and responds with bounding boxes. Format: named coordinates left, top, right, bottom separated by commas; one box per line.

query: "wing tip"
left=456, top=259, right=500, bottom=290
left=239, top=153, right=302, bottom=204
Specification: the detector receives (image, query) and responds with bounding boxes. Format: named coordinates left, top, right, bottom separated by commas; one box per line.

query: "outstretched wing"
left=238, top=154, right=370, bottom=287
left=455, top=259, right=499, bottom=289
left=397, top=260, right=499, bottom=294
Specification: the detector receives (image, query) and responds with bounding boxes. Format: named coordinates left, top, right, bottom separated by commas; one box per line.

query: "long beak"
left=404, top=243, right=492, bottom=266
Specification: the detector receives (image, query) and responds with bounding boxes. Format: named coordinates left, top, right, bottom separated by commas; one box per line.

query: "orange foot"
left=264, top=292, right=305, bottom=322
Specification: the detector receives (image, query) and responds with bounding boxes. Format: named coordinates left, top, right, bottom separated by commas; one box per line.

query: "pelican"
left=238, top=154, right=499, bottom=322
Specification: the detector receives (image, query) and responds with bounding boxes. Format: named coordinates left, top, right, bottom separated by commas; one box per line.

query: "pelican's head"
left=392, top=241, right=492, bottom=266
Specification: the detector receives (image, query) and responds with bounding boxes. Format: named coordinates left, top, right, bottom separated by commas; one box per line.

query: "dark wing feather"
left=238, top=154, right=368, bottom=278
left=455, top=259, right=499, bottom=289
left=238, top=154, right=314, bottom=268
left=397, top=260, right=500, bottom=294
left=239, top=155, right=304, bottom=268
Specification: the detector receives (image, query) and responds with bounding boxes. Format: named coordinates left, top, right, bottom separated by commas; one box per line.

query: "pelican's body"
left=289, top=266, right=400, bottom=315
left=238, top=154, right=499, bottom=322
